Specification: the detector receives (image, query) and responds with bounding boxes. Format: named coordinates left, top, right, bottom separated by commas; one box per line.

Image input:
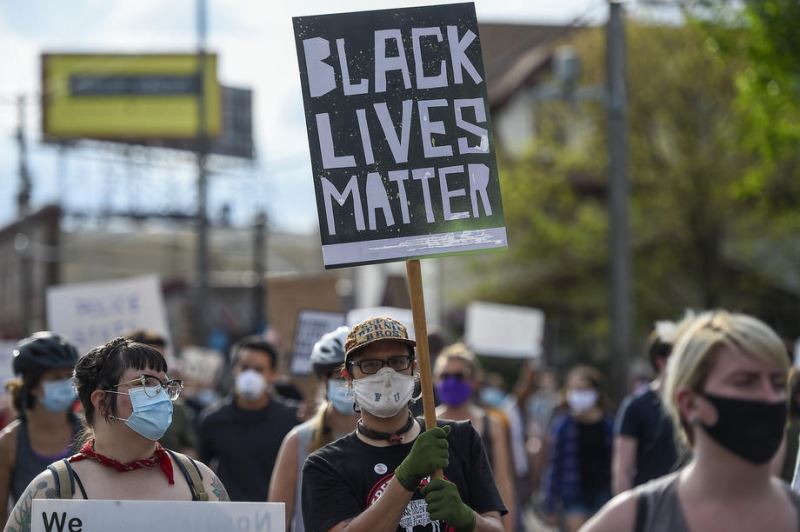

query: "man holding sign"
left=301, top=317, right=505, bottom=532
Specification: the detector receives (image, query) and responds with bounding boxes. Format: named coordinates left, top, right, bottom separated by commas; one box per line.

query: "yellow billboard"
left=42, top=53, right=221, bottom=140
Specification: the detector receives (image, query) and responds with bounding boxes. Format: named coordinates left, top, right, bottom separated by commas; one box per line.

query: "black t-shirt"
left=578, top=419, right=612, bottom=494
left=615, top=388, right=678, bottom=486
left=302, top=418, right=507, bottom=532
left=198, top=395, right=299, bottom=501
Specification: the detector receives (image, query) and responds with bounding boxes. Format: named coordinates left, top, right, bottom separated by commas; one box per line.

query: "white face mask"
left=235, top=370, right=266, bottom=400
left=567, top=389, right=598, bottom=413
left=352, top=367, right=415, bottom=418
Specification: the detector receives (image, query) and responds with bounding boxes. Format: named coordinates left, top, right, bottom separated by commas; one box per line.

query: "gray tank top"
left=634, top=472, right=800, bottom=532
left=292, top=418, right=351, bottom=532
left=292, top=421, right=315, bottom=532
left=11, top=415, right=82, bottom=502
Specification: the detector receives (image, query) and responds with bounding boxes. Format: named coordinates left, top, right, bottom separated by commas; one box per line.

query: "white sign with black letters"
left=290, top=310, right=347, bottom=375
left=31, top=500, right=284, bottom=532
left=0, top=341, right=17, bottom=390
left=465, top=301, right=544, bottom=358
left=46, top=275, right=170, bottom=357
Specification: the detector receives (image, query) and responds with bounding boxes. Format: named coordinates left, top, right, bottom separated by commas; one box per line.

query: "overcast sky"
left=0, top=0, right=609, bottom=232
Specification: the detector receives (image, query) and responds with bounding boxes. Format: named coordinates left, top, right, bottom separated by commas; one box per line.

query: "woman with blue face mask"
left=0, top=331, right=81, bottom=526
left=4, top=337, right=229, bottom=532
left=269, top=326, right=357, bottom=532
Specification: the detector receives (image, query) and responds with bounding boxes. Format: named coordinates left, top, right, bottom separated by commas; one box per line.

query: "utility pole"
left=16, top=95, right=33, bottom=336
left=607, top=0, right=632, bottom=401
left=195, top=0, right=210, bottom=346
left=16, top=96, right=31, bottom=218
left=252, top=211, right=268, bottom=334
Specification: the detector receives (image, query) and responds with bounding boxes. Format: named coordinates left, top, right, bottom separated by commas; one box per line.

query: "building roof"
left=59, top=225, right=324, bottom=286
left=480, top=23, right=576, bottom=111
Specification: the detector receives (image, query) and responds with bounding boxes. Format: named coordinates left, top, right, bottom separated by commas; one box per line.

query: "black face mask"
left=698, top=392, right=787, bottom=465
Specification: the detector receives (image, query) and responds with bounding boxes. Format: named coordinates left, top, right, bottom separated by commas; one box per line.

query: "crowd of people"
left=0, top=310, right=800, bottom=531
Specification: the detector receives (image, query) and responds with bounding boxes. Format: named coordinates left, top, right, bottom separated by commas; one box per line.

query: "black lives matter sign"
left=293, top=3, right=506, bottom=268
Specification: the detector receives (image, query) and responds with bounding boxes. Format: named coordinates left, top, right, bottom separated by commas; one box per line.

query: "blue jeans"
left=562, top=486, right=612, bottom=517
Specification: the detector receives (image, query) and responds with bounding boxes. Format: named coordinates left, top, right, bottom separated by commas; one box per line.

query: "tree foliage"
left=477, top=18, right=800, bottom=369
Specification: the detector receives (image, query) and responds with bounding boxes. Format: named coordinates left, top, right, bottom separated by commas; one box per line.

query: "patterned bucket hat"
left=344, top=316, right=416, bottom=363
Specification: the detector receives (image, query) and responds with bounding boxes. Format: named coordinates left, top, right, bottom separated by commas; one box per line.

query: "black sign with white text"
left=293, top=3, right=507, bottom=268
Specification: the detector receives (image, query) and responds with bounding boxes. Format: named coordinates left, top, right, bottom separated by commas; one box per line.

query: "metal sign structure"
left=41, top=53, right=222, bottom=141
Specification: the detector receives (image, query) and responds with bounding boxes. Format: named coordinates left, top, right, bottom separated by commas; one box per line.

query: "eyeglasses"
left=348, top=355, right=413, bottom=375
left=111, top=374, right=184, bottom=401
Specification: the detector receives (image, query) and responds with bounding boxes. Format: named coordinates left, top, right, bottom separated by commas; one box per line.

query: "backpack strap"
left=166, top=450, right=208, bottom=501
left=633, top=491, right=649, bottom=532
left=47, top=459, right=73, bottom=499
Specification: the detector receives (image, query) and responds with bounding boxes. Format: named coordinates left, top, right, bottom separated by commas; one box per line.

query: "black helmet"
left=13, top=332, right=79, bottom=376
left=310, top=326, right=349, bottom=377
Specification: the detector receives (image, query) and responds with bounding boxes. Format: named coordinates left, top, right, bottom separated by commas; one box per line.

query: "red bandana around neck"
left=69, top=438, right=174, bottom=485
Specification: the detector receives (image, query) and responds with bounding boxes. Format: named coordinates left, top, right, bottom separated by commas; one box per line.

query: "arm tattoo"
left=210, top=475, right=230, bottom=501
left=7, top=480, right=58, bottom=532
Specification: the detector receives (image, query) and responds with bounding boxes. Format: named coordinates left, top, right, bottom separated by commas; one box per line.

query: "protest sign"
left=795, top=339, right=800, bottom=368
left=178, top=346, right=224, bottom=386
left=31, top=500, right=284, bottom=532
left=294, top=3, right=506, bottom=268
left=465, top=301, right=544, bottom=358
left=290, top=310, right=346, bottom=375
left=0, top=341, right=16, bottom=388
left=46, top=275, right=170, bottom=357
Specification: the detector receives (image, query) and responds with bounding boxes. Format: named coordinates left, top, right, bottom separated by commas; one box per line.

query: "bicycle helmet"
left=310, top=326, right=349, bottom=377
left=13, top=331, right=79, bottom=376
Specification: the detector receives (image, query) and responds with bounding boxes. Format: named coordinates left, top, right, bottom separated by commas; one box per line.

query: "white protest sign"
left=465, top=301, right=544, bottom=358
left=179, top=346, right=224, bottom=386
left=347, top=307, right=416, bottom=341
left=46, top=275, right=170, bottom=357
left=794, top=339, right=800, bottom=368
left=290, top=310, right=347, bottom=375
left=31, top=500, right=284, bottom=532
left=0, top=341, right=18, bottom=389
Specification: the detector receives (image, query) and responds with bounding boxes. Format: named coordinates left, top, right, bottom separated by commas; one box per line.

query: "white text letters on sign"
left=294, top=3, right=507, bottom=268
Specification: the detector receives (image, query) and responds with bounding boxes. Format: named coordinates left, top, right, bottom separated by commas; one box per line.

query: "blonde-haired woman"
left=433, top=343, right=516, bottom=531
left=583, top=311, right=800, bottom=532
left=268, top=327, right=357, bottom=532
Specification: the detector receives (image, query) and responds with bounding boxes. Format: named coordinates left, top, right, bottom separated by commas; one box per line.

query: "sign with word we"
left=31, top=500, right=284, bottom=532
left=294, top=3, right=506, bottom=268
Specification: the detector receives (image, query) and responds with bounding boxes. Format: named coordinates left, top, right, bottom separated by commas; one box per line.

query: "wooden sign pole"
left=405, top=259, right=442, bottom=479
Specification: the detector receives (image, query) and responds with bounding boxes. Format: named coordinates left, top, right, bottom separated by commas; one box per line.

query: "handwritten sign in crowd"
left=46, top=275, right=170, bottom=357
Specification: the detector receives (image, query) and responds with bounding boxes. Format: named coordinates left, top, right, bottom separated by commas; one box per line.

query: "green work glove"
left=394, top=425, right=450, bottom=491
left=422, top=478, right=476, bottom=532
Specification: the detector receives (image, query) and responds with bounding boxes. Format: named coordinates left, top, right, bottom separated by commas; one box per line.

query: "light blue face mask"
left=480, top=386, right=507, bottom=408
left=327, top=379, right=355, bottom=415
left=41, top=378, right=77, bottom=412
left=111, top=386, right=173, bottom=441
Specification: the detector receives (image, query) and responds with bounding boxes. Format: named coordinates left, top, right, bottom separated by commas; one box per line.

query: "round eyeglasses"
left=110, top=374, right=184, bottom=401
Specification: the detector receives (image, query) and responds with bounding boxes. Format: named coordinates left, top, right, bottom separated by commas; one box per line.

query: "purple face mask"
left=437, top=376, right=473, bottom=407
